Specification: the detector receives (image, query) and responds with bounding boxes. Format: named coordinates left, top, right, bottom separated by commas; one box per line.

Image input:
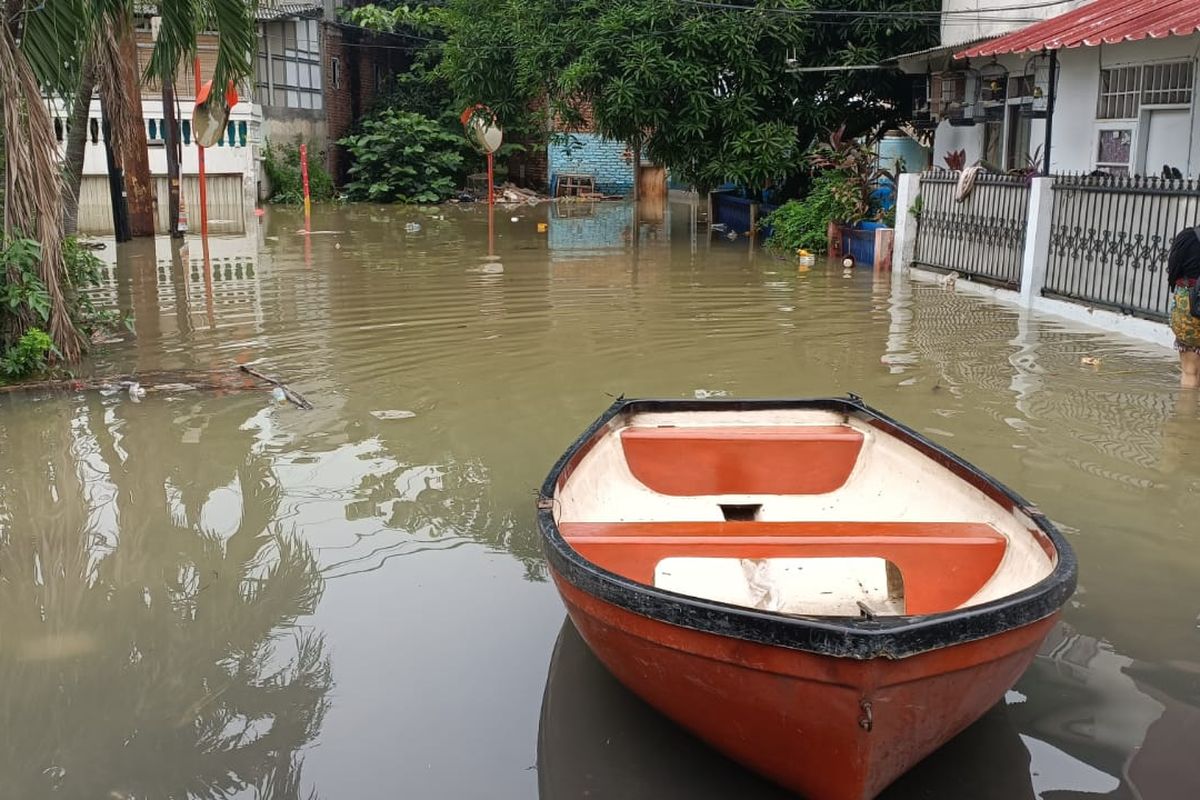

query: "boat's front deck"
left=554, top=410, right=1058, bottom=618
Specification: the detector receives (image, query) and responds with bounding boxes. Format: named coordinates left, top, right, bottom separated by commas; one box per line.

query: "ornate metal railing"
left=1047, top=174, right=1200, bottom=320
left=913, top=172, right=1030, bottom=289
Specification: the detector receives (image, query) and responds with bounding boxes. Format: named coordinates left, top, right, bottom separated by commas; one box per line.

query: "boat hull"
left=554, top=572, right=1055, bottom=800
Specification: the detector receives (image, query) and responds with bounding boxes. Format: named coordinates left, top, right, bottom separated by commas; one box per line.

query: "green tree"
left=341, top=3, right=459, bottom=122
left=340, top=109, right=467, bottom=203
left=441, top=0, right=937, bottom=194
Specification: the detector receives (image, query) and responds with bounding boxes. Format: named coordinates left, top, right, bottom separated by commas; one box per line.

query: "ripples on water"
left=1, top=201, right=1198, bottom=798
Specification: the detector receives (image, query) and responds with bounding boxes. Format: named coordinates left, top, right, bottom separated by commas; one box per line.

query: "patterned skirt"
left=1171, top=284, right=1200, bottom=353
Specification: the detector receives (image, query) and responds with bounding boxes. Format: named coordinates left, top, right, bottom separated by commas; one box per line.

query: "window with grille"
left=1097, top=66, right=1141, bottom=119
left=1097, top=61, right=1195, bottom=119
left=1142, top=61, right=1194, bottom=106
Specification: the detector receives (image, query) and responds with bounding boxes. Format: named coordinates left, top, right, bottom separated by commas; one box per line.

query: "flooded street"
left=2, top=200, right=1199, bottom=799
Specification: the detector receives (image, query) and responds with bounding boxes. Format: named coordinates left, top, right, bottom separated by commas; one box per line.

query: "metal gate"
left=1046, top=174, right=1200, bottom=320
left=914, top=172, right=1031, bottom=289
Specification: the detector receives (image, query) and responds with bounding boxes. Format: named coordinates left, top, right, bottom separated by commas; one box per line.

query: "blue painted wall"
left=878, top=134, right=930, bottom=175
left=547, top=203, right=636, bottom=250
left=548, top=133, right=635, bottom=196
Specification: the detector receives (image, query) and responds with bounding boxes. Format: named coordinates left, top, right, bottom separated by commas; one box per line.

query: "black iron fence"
left=914, top=172, right=1030, bottom=289
left=1046, top=174, right=1200, bottom=320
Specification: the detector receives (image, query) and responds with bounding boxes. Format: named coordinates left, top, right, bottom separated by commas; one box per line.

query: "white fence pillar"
left=893, top=173, right=921, bottom=273
left=1019, top=177, right=1054, bottom=307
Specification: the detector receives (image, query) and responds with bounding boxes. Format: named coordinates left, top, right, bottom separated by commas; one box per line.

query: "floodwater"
left=1, top=200, right=1199, bottom=799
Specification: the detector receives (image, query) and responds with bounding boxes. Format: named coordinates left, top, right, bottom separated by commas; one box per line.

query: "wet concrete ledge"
left=903, top=265, right=1174, bottom=352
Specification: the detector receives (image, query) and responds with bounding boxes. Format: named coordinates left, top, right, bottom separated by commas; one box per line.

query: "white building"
left=898, top=0, right=1200, bottom=177
left=66, top=0, right=407, bottom=234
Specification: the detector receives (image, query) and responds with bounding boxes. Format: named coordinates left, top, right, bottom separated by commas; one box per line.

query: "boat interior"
left=554, top=409, right=1058, bottom=618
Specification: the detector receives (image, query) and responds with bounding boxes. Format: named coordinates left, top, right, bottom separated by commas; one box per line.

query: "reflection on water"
left=0, top=201, right=1197, bottom=797
left=0, top=394, right=329, bottom=798
left=539, top=618, right=1039, bottom=800
left=541, top=616, right=1200, bottom=800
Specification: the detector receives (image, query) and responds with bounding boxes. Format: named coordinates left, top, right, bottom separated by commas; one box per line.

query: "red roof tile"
left=957, top=0, right=1200, bottom=59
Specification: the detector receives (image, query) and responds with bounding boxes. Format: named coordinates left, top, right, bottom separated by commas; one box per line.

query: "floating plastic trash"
left=370, top=410, right=417, bottom=420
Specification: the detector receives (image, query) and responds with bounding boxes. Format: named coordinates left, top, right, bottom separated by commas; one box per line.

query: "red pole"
left=487, top=202, right=494, bottom=257
left=194, top=57, right=208, bottom=237
left=300, top=143, right=312, bottom=217
left=487, top=151, right=494, bottom=207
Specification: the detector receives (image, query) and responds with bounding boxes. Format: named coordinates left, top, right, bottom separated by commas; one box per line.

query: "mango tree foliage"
left=441, top=0, right=938, bottom=192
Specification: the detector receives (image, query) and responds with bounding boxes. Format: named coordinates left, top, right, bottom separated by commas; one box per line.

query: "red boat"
left=537, top=398, right=1076, bottom=800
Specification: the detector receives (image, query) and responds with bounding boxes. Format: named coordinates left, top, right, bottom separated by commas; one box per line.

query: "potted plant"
left=806, top=125, right=899, bottom=268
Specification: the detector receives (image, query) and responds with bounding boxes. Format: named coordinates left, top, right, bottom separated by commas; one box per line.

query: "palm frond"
left=16, top=0, right=92, bottom=103
left=208, top=0, right=257, bottom=90
left=145, top=0, right=256, bottom=89
left=145, top=0, right=204, bottom=83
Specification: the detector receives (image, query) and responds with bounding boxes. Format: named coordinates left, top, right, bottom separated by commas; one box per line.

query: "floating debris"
left=496, top=183, right=548, bottom=204
left=370, top=410, right=417, bottom=420
left=238, top=365, right=314, bottom=410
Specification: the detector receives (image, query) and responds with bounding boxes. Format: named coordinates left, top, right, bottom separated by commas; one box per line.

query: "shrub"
left=761, top=173, right=858, bottom=254
left=339, top=110, right=466, bottom=204
left=0, top=237, right=51, bottom=324
left=263, top=140, right=337, bottom=205
left=1, top=235, right=124, bottom=380
left=1, top=327, right=54, bottom=379
left=63, top=236, right=125, bottom=338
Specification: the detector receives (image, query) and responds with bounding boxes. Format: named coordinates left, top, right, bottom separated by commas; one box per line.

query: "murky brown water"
left=2, top=200, right=1199, bottom=799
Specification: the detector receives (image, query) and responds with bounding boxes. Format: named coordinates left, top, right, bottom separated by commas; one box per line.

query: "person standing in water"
left=1168, top=226, right=1200, bottom=388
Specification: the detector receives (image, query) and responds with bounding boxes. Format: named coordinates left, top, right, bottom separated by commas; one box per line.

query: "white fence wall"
left=55, top=97, right=259, bottom=234
left=896, top=172, right=1178, bottom=348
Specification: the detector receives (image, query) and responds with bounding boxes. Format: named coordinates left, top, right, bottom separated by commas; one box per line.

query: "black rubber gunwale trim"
left=537, top=397, right=1078, bottom=661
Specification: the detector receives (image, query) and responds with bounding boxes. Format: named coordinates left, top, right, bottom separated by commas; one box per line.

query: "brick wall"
left=322, top=22, right=412, bottom=184
left=323, top=23, right=352, bottom=180
left=548, top=132, right=635, bottom=196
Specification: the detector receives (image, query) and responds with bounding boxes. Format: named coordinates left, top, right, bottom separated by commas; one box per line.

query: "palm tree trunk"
left=62, top=55, right=97, bottom=236
left=96, top=11, right=155, bottom=237
left=0, top=14, right=84, bottom=360
left=162, top=69, right=182, bottom=238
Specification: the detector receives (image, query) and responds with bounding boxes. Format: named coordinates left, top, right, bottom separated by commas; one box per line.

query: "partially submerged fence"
left=913, top=172, right=1031, bottom=289
left=1046, top=175, right=1200, bottom=320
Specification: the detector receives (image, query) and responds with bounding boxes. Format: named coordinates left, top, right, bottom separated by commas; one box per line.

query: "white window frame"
left=1093, top=124, right=1137, bottom=175
left=1092, top=59, right=1196, bottom=175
